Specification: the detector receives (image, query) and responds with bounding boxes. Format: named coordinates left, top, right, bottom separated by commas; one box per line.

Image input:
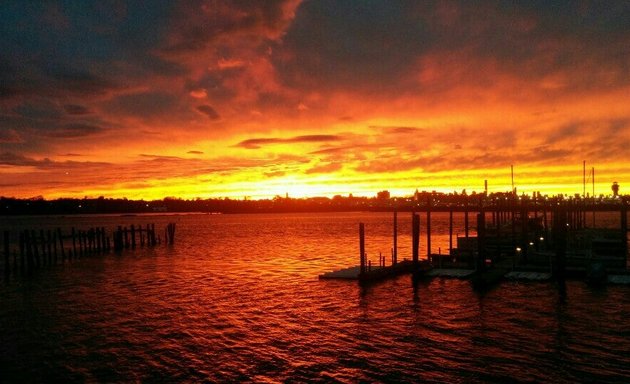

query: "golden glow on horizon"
left=2, top=2, right=630, bottom=201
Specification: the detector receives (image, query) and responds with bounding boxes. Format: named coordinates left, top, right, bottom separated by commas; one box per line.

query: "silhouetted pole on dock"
left=521, top=201, right=528, bottom=264
left=412, top=213, right=420, bottom=266
left=166, top=223, right=176, bottom=245
left=426, top=196, right=432, bottom=258
left=449, top=208, right=453, bottom=255
left=476, top=211, right=486, bottom=272
left=3, top=231, right=9, bottom=277
left=393, top=210, right=398, bottom=265
left=359, top=223, right=366, bottom=275
left=553, top=206, right=567, bottom=282
left=464, top=201, right=469, bottom=238
left=621, top=203, right=628, bottom=257
left=71, top=228, right=77, bottom=260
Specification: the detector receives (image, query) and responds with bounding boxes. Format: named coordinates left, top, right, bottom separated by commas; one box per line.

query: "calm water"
left=1, top=212, right=629, bottom=383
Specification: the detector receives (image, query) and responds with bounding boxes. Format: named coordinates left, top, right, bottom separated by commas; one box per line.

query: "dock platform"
left=319, top=260, right=430, bottom=283
left=426, top=268, right=475, bottom=278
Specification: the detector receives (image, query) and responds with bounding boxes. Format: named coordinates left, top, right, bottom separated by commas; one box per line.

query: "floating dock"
left=319, top=260, right=431, bottom=283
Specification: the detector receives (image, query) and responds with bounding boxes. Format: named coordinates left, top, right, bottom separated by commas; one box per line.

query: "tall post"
left=359, top=223, right=366, bottom=275
left=553, top=205, right=567, bottom=282
left=477, top=211, right=486, bottom=272
left=621, top=203, right=628, bottom=258
left=3, top=231, right=9, bottom=276
left=19, top=232, right=25, bottom=273
left=393, top=210, right=398, bottom=265
left=71, top=228, right=77, bottom=260
left=46, top=230, right=52, bottom=265
left=511, top=165, right=515, bottom=195
left=412, top=213, right=420, bottom=266
left=40, top=230, right=46, bottom=266
left=426, top=195, right=431, bottom=259
left=592, top=167, right=596, bottom=228
left=449, top=208, right=453, bottom=255
left=25, top=230, right=33, bottom=273
left=57, top=228, right=65, bottom=262
left=583, top=160, right=586, bottom=198
left=464, top=201, right=469, bottom=238
left=32, top=230, right=40, bottom=268
left=521, top=200, right=528, bottom=264
left=131, top=225, right=136, bottom=249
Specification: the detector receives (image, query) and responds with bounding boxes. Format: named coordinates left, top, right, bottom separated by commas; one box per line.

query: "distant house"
left=377, top=190, right=390, bottom=199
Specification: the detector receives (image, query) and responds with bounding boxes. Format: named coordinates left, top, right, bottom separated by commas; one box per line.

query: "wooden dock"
left=319, top=260, right=431, bottom=283
left=320, top=197, right=628, bottom=287
left=2, top=222, right=176, bottom=279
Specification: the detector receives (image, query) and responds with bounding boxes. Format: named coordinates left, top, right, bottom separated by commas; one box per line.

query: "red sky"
left=1, top=1, right=630, bottom=199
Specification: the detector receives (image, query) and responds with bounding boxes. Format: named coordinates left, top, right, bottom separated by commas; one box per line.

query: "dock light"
left=516, top=247, right=522, bottom=252
left=529, top=242, right=534, bottom=246
left=540, top=237, right=544, bottom=241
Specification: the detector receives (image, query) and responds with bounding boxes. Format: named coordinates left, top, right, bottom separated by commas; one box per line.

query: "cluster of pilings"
left=354, top=197, right=628, bottom=285
left=112, top=224, right=159, bottom=251
left=2, top=223, right=176, bottom=279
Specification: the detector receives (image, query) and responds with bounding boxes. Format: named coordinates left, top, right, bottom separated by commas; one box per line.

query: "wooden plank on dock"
left=319, top=265, right=381, bottom=280
left=607, top=274, right=630, bottom=284
left=504, top=271, right=552, bottom=281
left=426, top=268, right=475, bottom=278
left=319, top=260, right=430, bottom=282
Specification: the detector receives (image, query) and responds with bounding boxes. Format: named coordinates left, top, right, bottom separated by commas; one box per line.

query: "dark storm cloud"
left=196, top=105, right=221, bottom=120
left=236, top=134, right=342, bottom=149
left=104, top=91, right=183, bottom=120
left=162, top=0, right=299, bottom=53
left=276, top=0, right=630, bottom=94
left=0, top=152, right=109, bottom=168
left=277, top=0, right=430, bottom=92
left=63, top=104, right=91, bottom=115
left=50, top=123, right=105, bottom=138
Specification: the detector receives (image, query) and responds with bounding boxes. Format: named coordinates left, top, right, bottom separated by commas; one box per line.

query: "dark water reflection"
left=1, top=212, right=629, bottom=382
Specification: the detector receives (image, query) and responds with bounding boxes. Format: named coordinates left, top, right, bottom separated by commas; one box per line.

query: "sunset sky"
left=1, top=1, right=629, bottom=200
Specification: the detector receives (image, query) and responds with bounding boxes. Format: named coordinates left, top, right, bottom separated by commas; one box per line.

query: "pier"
left=1, top=222, right=176, bottom=279
left=320, top=196, right=630, bottom=287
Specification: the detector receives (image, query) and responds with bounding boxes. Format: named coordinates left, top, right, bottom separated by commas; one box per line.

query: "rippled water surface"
left=1, top=212, right=629, bottom=383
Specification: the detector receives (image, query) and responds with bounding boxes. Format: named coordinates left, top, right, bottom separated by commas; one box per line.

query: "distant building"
left=377, top=190, right=390, bottom=199
left=612, top=181, right=619, bottom=197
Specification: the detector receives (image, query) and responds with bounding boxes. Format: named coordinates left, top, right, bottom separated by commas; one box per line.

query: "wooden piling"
left=359, top=223, right=366, bottom=275
left=40, top=230, right=47, bottom=266
left=553, top=206, right=567, bottom=282
left=19, top=232, right=25, bottom=273
left=449, top=208, right=453, bottom=254
left=393, top=210, right=398, bottom=264
left=621, top=203, right=628, bottom=256
left=426, top=196, right=431, bottom=258
left=46, top=230, right=53, bottom=265
left=32, top=230, right=40, bottom=268
left=412, top=213, right=420, bottom=266
left=521, top=204, right=528, bottom=263
left=71, top=228, right=77, bottom=260
left=25, top=231, right=34, bottom=273
left=477, top=211, right=486, bottom=272
left=3, top=231, right=9, bottom=276
left=131, top=225, right=136, bottom=249
left=124, top=227, right=129, bottom=249
left=101, top=227, right=107, bottom=252
left=464, top=203, right=469, bottom=238
left=57, top=228, right=65, bottom=262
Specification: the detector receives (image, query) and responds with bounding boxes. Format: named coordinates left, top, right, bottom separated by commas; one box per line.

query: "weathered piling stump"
left=476, top=212, right=486, bottom=272
left=359, top=223, right=366, bottom=276
left=412, top=213, right=420, bottom=266
left=3, top=231, right=9, bottom=277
